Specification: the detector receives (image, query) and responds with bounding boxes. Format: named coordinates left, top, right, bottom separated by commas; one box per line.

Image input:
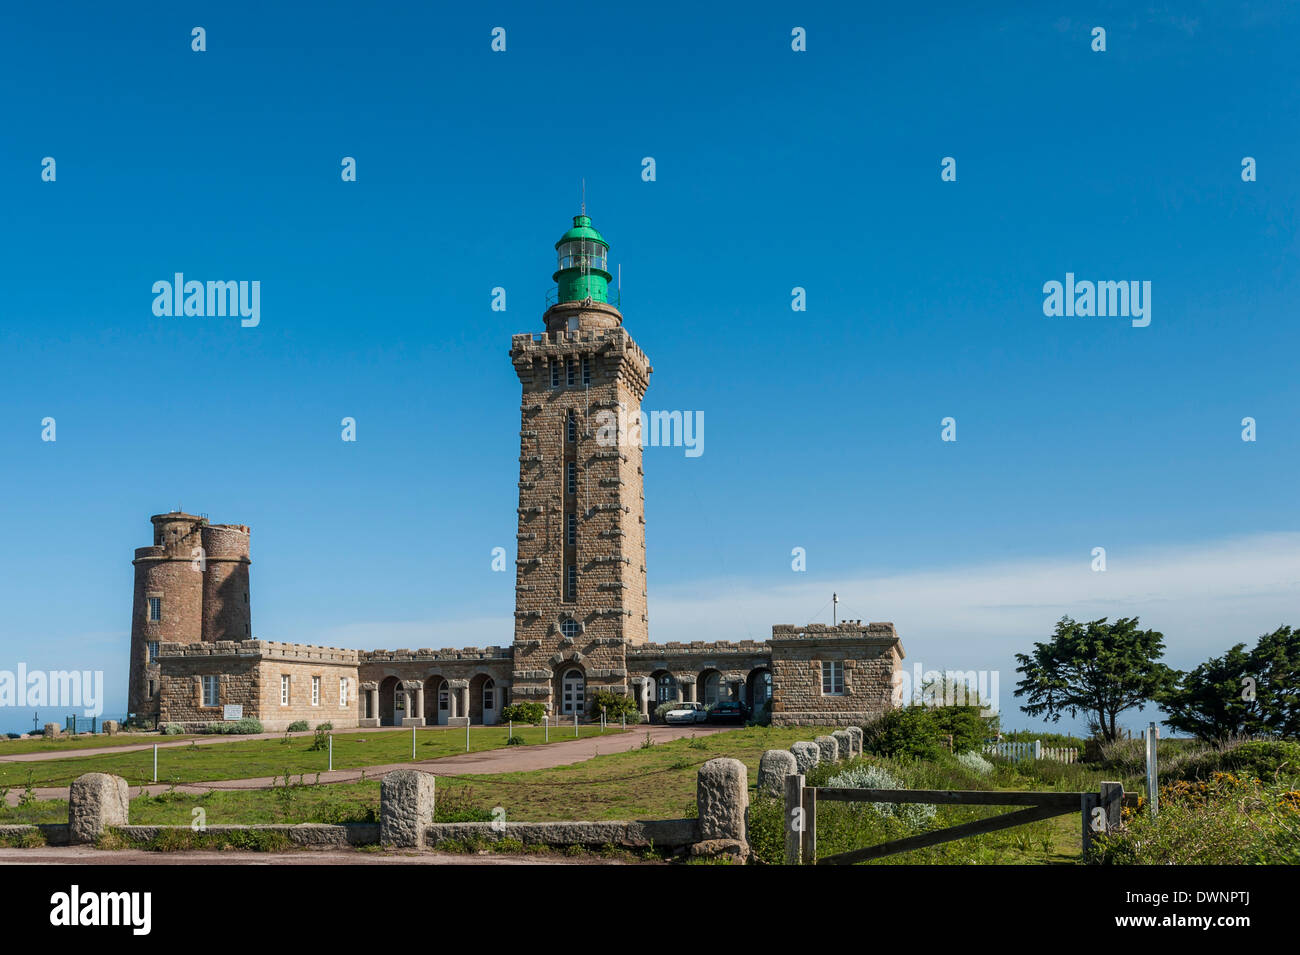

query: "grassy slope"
left=0, top=725, right=627, bottom=789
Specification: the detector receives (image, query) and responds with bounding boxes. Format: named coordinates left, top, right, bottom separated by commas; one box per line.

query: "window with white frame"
left=280, top=674, right=290, bottom=706
left=148, top=596, right=162, bottom=622
left=340, top=678, right=349, bottom=708
left=821, top=660, right=845, bottom=695
left=311, top=676, right=321, bottom=706
left=202, top=675, right=219, bottom=707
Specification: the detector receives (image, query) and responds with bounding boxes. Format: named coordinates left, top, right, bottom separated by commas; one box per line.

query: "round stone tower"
left=128, top=512, right=207, bottom=719
left=127, top=512, right=253, bottom=722
left=200, top=523, right=252, bottom=642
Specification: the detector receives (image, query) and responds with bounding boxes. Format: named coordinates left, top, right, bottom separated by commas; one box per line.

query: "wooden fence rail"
left=784, top=776, right=1125, bottom=865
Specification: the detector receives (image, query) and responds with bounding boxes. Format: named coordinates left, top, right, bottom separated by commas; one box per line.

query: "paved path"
left=3, top=724, right=734, bottom=806
left=0, top=724, right=416, bottom=763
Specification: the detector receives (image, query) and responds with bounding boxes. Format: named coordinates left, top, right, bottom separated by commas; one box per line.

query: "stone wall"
left=157, top=640, right=360, bottom=731
left=768, top=622, right=904, bottom=727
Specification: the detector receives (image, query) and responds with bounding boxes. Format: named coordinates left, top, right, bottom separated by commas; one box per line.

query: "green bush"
left=500, top=702, right=545, bottom=725
left=653, top=699, right=683, bottom=722
left=1170, top=740, right=1300, bottom=784
left=589, top=690, right=638, bottom=722
left=161, top=723, right=184, bottom=736
left=203, top=717, right=265, bottom=735
left=1092, top=773, right=1300, bottom=864
left=862, top=705, right=994, bottom=761
left=286, top=720, right=310, bottom=732
left=506, top=735, right=526, bottom=746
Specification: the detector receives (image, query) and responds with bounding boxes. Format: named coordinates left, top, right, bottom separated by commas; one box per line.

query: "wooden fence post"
left=802, top=785, right=817, bottom=864
left=1100, top=781, right=1123, bottom=833
left=784, top=773, right=804, bottom=865
left=1080, top=791, right=1100, bottom=855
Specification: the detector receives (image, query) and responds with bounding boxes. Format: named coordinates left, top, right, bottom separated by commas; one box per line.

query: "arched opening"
left=747, top=667, right=773, bottom=716
left=558, top=667, right=585, bottom=718
left=697, top=669, right=723, bottom=707
left=470, top=673, right=500, bottom=726
left=378, top=676, right=403, bottom=727
left=424, top=676, right=448, bottom=726
left=653, top=670, right=678, bottom=706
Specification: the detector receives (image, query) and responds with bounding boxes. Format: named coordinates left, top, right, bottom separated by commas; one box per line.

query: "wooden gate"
left=783, top=775, right=1127, bottom=865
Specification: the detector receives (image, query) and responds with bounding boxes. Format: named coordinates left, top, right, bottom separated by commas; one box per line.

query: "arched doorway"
left=424, top=676, right=449, bottom=726
left=558, top=667, right=585, bottom=718
left=470, top=673, right=500, bottom=725
left=378, top=676, right=402, bottom=727
left=653, top=670, right=678, bottom=706
left=697, top=669, right=723, bottom=707
left=747, top=667, right=772, bottom=715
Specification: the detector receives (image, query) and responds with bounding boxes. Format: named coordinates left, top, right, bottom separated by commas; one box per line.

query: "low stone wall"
left=4, top=762, right=754, bottom=860
left=119, top=823, right=378, bottom=846
left=425, top=819, right=697, bottom=850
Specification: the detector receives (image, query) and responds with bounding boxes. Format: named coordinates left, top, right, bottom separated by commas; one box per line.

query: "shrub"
left=203, top=717, right=265, bottom=735
left=955, top=751, right=994, bottom=776
left=589, top=690, right=638, bottom=722
left=1093, top=773, right=1300, bottom=864
left=309, top=725, right=331, bottom=751
left=825, top=763, right=938, bottom=827
left=286, top=720, right=310, bottom=732
left=1170, top=739, right=1300, bottom=784
left=315, top=722, right=333, bottom=732
left=506, top=735, right=526, bottom=746
left=862, top=707, right=949, bottom=761
left=653, top=699, right=683, bottom=723
left=500, top=702, right=545, bottom=725
left=161, top=723, right=184, bottom=736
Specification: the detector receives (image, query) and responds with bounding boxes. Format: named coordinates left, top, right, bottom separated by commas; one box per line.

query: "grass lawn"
left=0, top=733, right=198, bottom=755
left=6, top=726, right=1226, bottom=866
left=0, top=724, right=627, bottom=789
left=0, top=725, right=821, bottom=827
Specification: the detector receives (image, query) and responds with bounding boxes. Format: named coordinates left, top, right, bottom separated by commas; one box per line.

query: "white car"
left=663, top=701, right=708, bottom=725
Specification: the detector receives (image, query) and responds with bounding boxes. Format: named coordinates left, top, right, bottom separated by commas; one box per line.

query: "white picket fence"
left=983, top=740, right=1078, bottom=764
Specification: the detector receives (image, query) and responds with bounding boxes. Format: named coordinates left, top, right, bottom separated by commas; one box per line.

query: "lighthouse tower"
left=508, top=214, right=652, bottom=717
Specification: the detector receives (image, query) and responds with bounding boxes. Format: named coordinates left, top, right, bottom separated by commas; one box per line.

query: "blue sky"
left=1, top=2, right=1297, bottom=734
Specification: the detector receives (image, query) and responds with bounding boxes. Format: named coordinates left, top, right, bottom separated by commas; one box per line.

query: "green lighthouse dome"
left=553, top=214, right=612, bottom=305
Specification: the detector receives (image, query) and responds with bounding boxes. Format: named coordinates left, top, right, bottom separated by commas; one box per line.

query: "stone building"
left=137, top=214, right=905, bottom=732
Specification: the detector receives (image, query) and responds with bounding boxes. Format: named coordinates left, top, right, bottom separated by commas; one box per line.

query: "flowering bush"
left=826, top=764, right=937, bottom=827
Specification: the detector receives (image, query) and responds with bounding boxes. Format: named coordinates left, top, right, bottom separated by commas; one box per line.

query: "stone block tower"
left=127, top=512, right=251, bottom=720
left=509, top=214, right=652, bottom=716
